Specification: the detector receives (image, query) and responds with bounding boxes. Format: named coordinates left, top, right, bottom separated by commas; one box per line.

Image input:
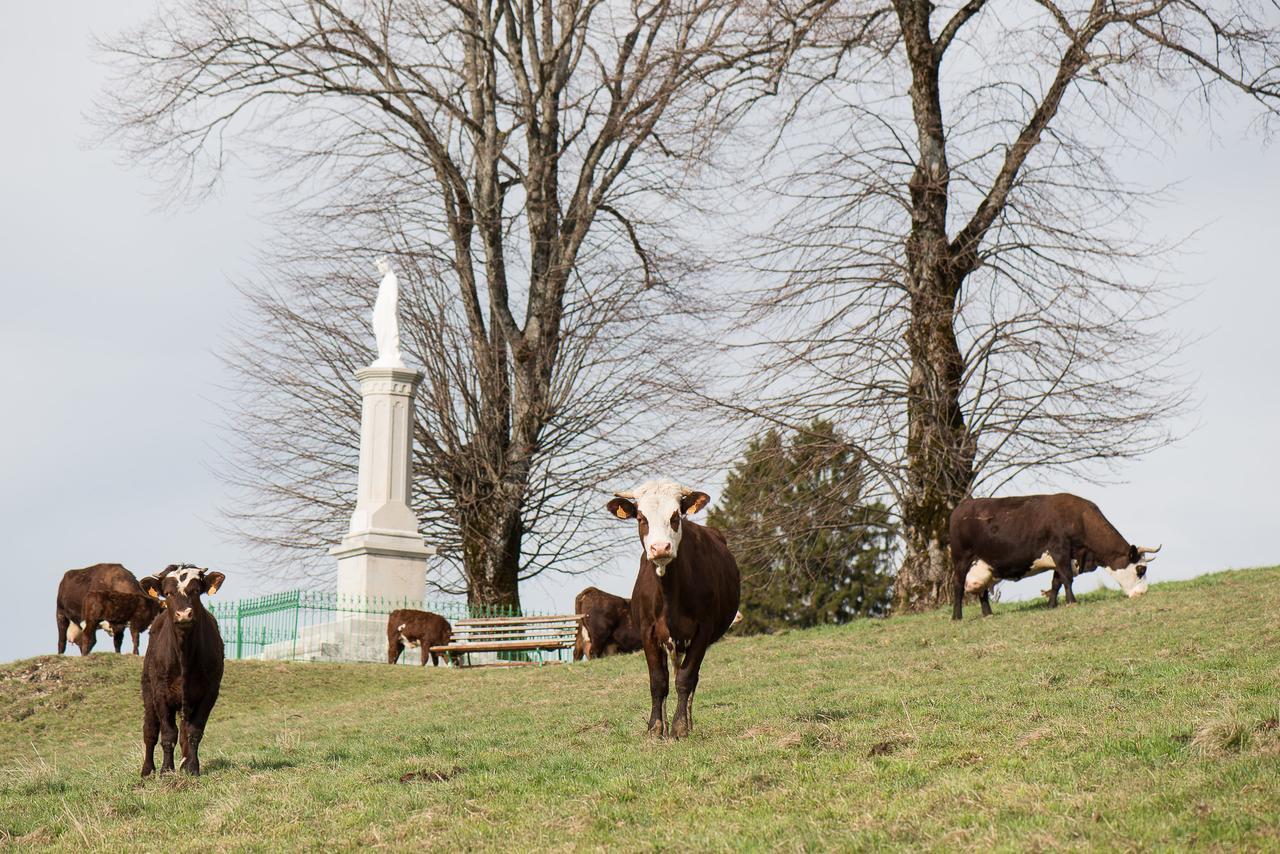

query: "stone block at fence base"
left=259, top=613, right=390, bottom=663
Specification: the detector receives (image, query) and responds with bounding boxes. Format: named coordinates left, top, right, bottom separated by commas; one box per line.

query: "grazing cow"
left=386, top=609, right=454, bottom=666
left=139, top=564, right=226, bottom=777
left=573, top=587, right=642, bottom=661
left=950, top=493, right=1161, bottom=620
left=78, top=590, right=163, bottom=656
left=56, top=563, right=144, bottom=654
left=608, top=480, right=740, bottom=739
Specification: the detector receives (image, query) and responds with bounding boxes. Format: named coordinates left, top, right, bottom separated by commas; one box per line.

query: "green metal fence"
left=209, top=590, right=557, bottom=665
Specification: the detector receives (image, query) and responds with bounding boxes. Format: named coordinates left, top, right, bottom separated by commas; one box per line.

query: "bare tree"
left=717, top=0, right=1280, bottom=610
left=100, top=0, right=819, bottom=606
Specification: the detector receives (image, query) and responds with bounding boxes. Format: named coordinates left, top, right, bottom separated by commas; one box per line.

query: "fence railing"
left=209, top=590, right=558, bottom=665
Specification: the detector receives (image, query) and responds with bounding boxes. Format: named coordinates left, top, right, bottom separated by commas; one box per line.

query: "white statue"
left=372, top=257, right=405, bottom=368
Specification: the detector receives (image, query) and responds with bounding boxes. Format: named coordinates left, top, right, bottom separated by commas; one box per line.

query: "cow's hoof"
left=672, top=718, right=691, bottom=740
left=647, top=720, right=666, bottom=738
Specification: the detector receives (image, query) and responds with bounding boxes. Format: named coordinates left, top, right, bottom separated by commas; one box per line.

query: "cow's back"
left=58, top=563, right=141, bottom=618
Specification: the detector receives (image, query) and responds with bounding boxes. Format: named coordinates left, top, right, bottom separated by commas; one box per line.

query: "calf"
left=139, top=564, right=226, bottom=777
left=573, top=587, right=642, bottom=661
left=386, top=609, right=454, bottom=666
left=950, top=493, right=1160, bottom=620
left=55, top=562, right=143, bottom=654
left=78, top=590, right=162, bottom=656
left=608, top=480, right=740, bottom=739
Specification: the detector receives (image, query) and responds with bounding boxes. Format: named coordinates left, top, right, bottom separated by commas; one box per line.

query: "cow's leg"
left=429, top=649, right=440, bottom=667
left=1063, top=551, right=1081, bottom=605
left=1048, top=546, right=1073, bottom=609
left=130, top=623, right=142, bottom=655
left=141, top=704, right=159, bottom=777
left=181, top=697, right=216, bottom=776
left=642, top=633, right=669, bottom=737
left=1046, top=573, right=1062, bottom=608
left=113, top=626, right=126, bottom=653
left=671, top=639, right=709, bottom=740
left=56, top=611, right=69, bottom=655
left=159, top=706, right=179, bottom=774
left=388, top=637, right=404, bottom=664
left=979, top=588, right=994, bottom=617
left=952, top=553, right=969, bottom=621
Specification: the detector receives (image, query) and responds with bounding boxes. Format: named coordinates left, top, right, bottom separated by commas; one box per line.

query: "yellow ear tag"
left=615, top=507, right=629, bottom=519
left=146, top=587, right=161, bottom=600
left=207, top=579, right=222, bottom=595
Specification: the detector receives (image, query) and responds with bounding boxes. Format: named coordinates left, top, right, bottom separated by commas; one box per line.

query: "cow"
left=572, top=587, right=642, bottom=661
left=386, top=609, right=454, bottom=666
left=950, top=493, right=1161, bottom=620
left=608, top=480, right=740, bottom=739
left=78, top=590, right=163, bottom=656
left=55, top=563, right=144, bottom=654
left=138, top=564, right=226, bottom=777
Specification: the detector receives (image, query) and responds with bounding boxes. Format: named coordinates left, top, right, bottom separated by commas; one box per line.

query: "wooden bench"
left=429, top=614, right=584, bottom=668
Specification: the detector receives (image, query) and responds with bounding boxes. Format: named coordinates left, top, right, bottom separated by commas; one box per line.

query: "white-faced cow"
left=608, top=480, right=740, bottom=739
left=386, top=608, right=454, bottom=666
left=55, top=563, right=144, bottom=654
left=139, top=564, right=226, bottom=777
left=950, top=493, right=1161, bottom=620
left=573, top=587, right=642, bottom=661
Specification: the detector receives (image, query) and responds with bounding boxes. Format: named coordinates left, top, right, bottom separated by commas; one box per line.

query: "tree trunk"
left=461, top=492, right=523, bottom=611
left=891, top=0, right=976, bottom=611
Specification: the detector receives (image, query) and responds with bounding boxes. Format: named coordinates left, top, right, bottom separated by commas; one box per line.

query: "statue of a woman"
left=372, top=257, right=405, bottom=368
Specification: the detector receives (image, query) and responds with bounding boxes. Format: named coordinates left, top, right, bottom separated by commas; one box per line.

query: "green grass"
left=2, top=568, right=1278, bottom=851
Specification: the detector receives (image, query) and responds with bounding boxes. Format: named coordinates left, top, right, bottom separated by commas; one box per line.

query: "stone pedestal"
left=329, top=365, right=434, bottom=602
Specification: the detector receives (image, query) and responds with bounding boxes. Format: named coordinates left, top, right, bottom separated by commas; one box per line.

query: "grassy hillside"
left=2, top=568, right=1278, bottom=851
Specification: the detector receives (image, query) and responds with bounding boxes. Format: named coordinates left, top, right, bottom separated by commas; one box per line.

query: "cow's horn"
left=613, top=490, right=636, bottom=500
left=1137, top=544, right=1162, bottom=555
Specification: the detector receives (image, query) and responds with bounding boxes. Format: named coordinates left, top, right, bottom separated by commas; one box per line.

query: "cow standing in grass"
left=573, top=587, right=642, bottom=661
left=139, top=565, right=226, bottom=777
left=55, top=563, right=144, bottom=655
left=78, top=590, right=162, bottom=656
left=608, top=480, right=740, bottom=739
left=950, top=493, right=1161, bottom=620
left=387, top=609, right=454, bottom=666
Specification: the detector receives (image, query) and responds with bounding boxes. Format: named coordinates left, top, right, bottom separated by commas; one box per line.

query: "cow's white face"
left=606, top=480, right=710, bottom=575
left=1107, top=562, right=1149, bottom=598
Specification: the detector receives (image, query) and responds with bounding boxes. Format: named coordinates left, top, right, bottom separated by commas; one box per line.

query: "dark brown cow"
left=573, top=587, right=642, bottom=661
left=387, top=609, right=454, bottom=666
left=950, top=493, right=1161, bottom=620
left=139, top=565, right=226, bottom=777
left=78, top=590, right=163, bottom=656
left=56, top=563, right=143, bottom=654
left=608, top=479, right=740, bottom=739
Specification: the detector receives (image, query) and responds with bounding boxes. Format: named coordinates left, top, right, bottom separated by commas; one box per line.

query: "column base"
left=330, top=529, right=435, bottom=602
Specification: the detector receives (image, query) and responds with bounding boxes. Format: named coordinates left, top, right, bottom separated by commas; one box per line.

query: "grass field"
left=2, top=567, right=1278, bottom=851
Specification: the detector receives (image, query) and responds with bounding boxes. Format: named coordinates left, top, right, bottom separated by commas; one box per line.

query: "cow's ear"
left=1128, top=545, right=1140, bottom=564
left=606, top=497, right=637, bottom=520
left=140, top=576, right=163, bottom=600
left=680, top=491, right=711, bottom=515
left=202, top=572, right=226, bottom=596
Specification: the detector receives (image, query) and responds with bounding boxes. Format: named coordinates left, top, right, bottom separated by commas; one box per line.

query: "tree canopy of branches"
left=725, top=0, right=1280, bottom=610
left=706, top=421, right=895, bottom=633
left=100, top=0, right=820, bottom=606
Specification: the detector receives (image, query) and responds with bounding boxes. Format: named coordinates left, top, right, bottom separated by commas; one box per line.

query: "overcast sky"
left=2, top=3, right=1276, bottom=664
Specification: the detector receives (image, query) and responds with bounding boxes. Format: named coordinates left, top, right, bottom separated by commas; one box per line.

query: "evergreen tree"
left=708, top=421, right=895, bottom=633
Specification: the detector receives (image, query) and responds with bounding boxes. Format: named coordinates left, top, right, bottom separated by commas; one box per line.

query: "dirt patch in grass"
left=868, top=739, right=904, bottom=757
left=400, top=766, right=463, bottom=784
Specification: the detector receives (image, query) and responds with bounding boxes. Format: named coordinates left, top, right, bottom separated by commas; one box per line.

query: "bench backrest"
left=450, top=614, right=584, bottom=647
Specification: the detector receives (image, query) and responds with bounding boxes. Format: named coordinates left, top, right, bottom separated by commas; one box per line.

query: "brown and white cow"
left=608, top=480, right=740, bottom=739
left=78, top=590, right=163, bottom=656
left=950, top=493, right=1160, bottom=620
left=139, top=564, right=226, bottom=777
left=55, top=563, right=144, bottom=654
left=573, top=587, right=642, bottom=661
left=386, top=609, right=454, bottom=666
